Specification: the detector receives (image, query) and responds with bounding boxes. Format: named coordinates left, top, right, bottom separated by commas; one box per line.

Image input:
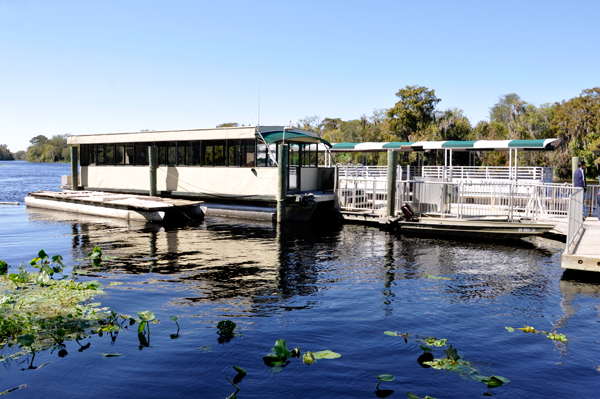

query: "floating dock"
left=25, top=191, right=203, bottom=222
left=561, top=218, right=600, bottom=272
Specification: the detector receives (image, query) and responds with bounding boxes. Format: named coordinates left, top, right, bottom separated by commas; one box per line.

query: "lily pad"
left=197, top=345, right=214, bottom=353
left=312, top=350, right=341, bottom=359
left=232, top=365, right=246, bottom=375
left=377, top=374, right=395, bottom=382
left=425, top=273, right=451, bottom=280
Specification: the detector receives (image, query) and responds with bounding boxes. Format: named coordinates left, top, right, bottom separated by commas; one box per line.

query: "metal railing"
left=337, top=176, right=584, bottom=222
left=337, top=177, right=388, bottom=212
left=566, top=188, right=584, bottom=255
left=421, top=166, right=553, bottom=181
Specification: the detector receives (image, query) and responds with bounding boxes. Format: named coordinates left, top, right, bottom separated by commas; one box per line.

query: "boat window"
left=256, top=143, right=267, bottom=167
left=202, top=141, right=213, bottom=166
left=116, top=144, right=125, bottom=165
left=168, top=142, right=176, bottom=166
left=97, top=144, right=105, bottom=164
left=213, top=141, right=225, bottom=166
left=289, top=144, right=300, bottom=166
left=302, top=143, right=317, bottom=167
left=241, top=139, right=255, bottom=167
left=124, top=143, right=133, bottom=165
left=191, top=141, right=202, bottom=166
left=134, top=143, right=149, bottom=166
left=157, top=142, right=168, bottom=166
left=105, top=144, right=115, bottom=165
left=228, top=140, right=240, bottom=166
left=177, top=141, right=190, bottom=166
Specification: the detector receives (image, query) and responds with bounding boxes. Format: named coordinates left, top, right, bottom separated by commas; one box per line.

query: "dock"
left=25, top=191, right=203, bottom=222
left=561, top=217, right=600, bottom=272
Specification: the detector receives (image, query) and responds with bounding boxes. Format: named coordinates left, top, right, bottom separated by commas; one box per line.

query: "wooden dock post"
left=386, top=150, right=398, bottom=217
left=277, top=144, right=288, bottom=223
left=149, top=146, right=158, bottom=197
left=70, top=146, right=79, bottom=191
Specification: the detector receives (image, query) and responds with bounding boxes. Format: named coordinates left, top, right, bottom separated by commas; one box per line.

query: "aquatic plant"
left=30, top=249, right=66, bottom=279
left=77, top=246, right=116, bottom=270
left=263, top=339, right=291, bottom=372
left=406, top=393, right=436, bottom=399
left=169, top=315, right=180, bottom=339
left=0, top=259, right=110, bottom=362
left=136, top=311, right=155, bottom=347
left=302, top=351, right=314, bottom=364
left=425, top=273, right=451, bottom=280
left=506, top=325, right=568, bottom=342
left=0, top=260, right=8, bottom=275
left=471, top=374, right=511, bottom=388
left=416, top=336, right=448, bottom=347
left=217, top=320, right=236, bottom=338
left=384, top=330, right=410, bottom=342
left=376, top=373, right=395, bottom=389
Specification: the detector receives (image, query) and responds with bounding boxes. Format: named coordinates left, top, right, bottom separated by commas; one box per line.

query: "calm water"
left=1, top=161, right=599, bottom=398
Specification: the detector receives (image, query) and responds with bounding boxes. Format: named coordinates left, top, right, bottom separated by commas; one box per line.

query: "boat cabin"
left=67, top=126, right=334, bottom=201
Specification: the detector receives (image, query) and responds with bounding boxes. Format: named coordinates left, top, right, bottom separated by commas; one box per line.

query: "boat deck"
left=561, top=218, right=600, bottom=272
left=25, top=190, right=203, bottom=222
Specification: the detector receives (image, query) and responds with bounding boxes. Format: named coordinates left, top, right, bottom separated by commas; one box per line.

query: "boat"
left=50, top=126, right=336, bottom=222
left=381, top=216, right=556, bottom=240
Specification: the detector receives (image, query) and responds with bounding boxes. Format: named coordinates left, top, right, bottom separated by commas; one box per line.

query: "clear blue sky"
left=1, top=0, right=598, bottom=151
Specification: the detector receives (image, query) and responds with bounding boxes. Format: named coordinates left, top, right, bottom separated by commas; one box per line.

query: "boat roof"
left=67, top=126, right=331, bottom=147
left=329, top=138, right=562, bottom=152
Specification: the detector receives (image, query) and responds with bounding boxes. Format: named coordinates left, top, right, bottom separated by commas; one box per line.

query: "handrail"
left=565, top=188, right=584, bottom=255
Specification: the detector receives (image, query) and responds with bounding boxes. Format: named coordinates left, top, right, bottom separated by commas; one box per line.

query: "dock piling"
left=70, top=146, right=79, bottom=191
left=386, top=150, right=398, bottom=217
left=149, top=146, right=158, bottom=197
left=277, top=144, right=288, bottom=223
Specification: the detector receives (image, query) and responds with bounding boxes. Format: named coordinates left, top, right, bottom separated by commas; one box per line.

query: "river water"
left=0, top=160, right=599, bottom=398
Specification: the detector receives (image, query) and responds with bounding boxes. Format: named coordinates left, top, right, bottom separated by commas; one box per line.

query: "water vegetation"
left=505, top=325, right=567, bottom=342
left=0, top=254, right=111, bottom=363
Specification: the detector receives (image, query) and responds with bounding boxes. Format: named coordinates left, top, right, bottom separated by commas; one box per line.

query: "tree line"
left=3, top=86, right=599, bottom=179
left=294, top=86, right=600, bottom=179
left=0, top=135, right=70, bottom=163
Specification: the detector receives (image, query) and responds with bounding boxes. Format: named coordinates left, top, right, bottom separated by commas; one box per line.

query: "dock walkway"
left=562, top=217, right=600, bottom=272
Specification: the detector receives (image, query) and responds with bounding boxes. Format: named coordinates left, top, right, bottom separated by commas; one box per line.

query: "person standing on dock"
left=573, top=161, right=587, bottom=219
left=574, top=161, right=587, bottom=192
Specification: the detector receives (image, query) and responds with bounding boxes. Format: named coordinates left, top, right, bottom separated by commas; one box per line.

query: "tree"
left=216, top=123, right=239, bottom=128
left=386, top=85, right=441, bottom=142
left=550, top=87, right=600, bottom=178
left=0, top=144, right=14, bottom=160
left=489, top=93, right=523, bottom=125
left=26, top=134, right=69, bottom=163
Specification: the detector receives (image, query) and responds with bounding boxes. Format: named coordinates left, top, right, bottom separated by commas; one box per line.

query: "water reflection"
left=23, top=208, right=569, bottom=318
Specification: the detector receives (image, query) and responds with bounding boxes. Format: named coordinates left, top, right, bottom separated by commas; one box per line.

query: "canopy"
left=258, top=128, right=332, bottom=147
left=330, top=138, right=561, bottom=152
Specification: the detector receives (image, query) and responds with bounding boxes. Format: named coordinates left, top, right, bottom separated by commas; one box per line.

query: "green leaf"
left=312, top=350, right=341, bottom=359
left=419, top=345, right=433, bottom=352
left=425, top=273, right=451, bottom=280
left=17, top=334, right=34, bottom=347
left=169, top=315, right=179, bottom=322
left=137, top=310, right=155, bottom=322
left=377, top=374, right=395, bottom=382
left=226, top=392, right=237, bottom=399
left=137, top=321, right=146, bottom=334
left=384, top=331, right=399, bottom=336
left=41, top=264, right=54, bottom=276
left=232, top=365, right=246, bottom=375
left=38, top=249, right=48, bottom=260
left=406, top=393, right=420, bottom=399
left=505, top=326, right=515, bottom=332
left=109, top=281, right=124, bottom=286
left=443, top=345, right=460, bottom=361
left=273, top=339, right=291, bottom=359
left=99, top=352, right=124, bottom=357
